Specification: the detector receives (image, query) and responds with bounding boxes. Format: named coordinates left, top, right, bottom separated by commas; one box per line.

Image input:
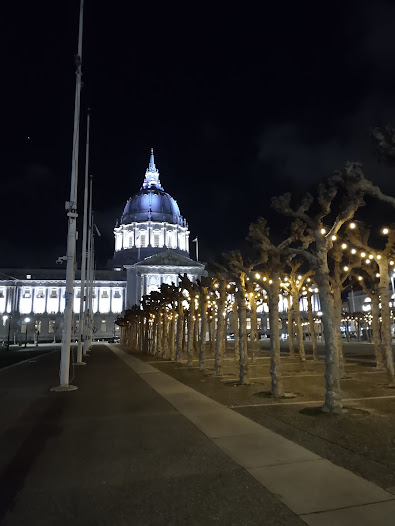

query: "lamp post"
left=6, top=316, right=11, bottom=351
left=3, top=315, right=9, bottom=350
left=24, top=317, right=30, bottom=348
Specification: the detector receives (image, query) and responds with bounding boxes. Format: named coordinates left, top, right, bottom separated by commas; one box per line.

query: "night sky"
left=2, top=1, right=395, bottom=269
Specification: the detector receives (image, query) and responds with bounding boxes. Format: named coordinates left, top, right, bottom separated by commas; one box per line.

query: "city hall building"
left=0, top=151, right=206, bottom=345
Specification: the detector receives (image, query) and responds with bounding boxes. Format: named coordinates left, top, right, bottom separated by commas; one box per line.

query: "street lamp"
left=3, top=315, right=9, bottom=350
left=24, top=317, right=30, bottom=348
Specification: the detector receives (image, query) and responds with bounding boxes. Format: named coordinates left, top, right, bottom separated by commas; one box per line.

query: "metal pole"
left=76, top=110, right=91, bottom=365
left=52, top=0, right=84, bottom=391
left=6, top=317, right=11, bottom=351
left=84, top=177, right=94, bottom=354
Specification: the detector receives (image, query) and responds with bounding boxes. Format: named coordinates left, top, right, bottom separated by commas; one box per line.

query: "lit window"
left=153, top=233, right=160, bottom=247
left=23, top=289, right=31, bottom=298
left=101, top=290, right=109, bottom=298
left=36, top=289, right=44, bottom=298
left=50, top=289, right=58, bottom=298
left=101, top=320, right=106, bottom=332
left=114, top=290, right=121, bottom=298
left=128, top=236, right=133, bottom=248
left=140, top=233, right=147, bottom=247
left=49, top=320, right=56, bottom=333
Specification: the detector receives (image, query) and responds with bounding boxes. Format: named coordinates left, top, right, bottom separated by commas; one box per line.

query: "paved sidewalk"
left=110, top=345, right=395, bottom=526
left=1, top=343, right=395, bottom=525
left=0, top=344, right=304, bottom=525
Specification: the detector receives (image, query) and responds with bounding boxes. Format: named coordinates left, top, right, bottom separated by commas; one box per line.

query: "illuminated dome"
left=113, top=149, right=190, bottom=266
left=119, top=150, right=185, bottom=226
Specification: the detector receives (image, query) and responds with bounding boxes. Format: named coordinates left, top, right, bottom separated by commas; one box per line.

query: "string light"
left=341, top=243, right=347, bottom=249
left=361, top=252, right=366, bottom=257
left=343, top=266, right=349, bottom=271
left=382, top=227, right=389, bottom=235
left=369, top=255, right=373, bottom=260
left=349, top=222, right=356, bottom=229
left=376, top=273, right=380, bottom=278
left=358, top=276, right=363, bottom=281
left=255, top=273, right=260, bottom=279
left=365, top=259, right=370, bottom=264
left=320, top=228, right=326, bottom=234
left=331, top=235, right=337, bottom=241
left=351, top=249, right=356, bottom=254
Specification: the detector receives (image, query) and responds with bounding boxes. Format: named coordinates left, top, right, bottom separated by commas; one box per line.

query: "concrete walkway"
left=110, top=345, right=395, bottom=526
left=0, top=344, right=303, bottom=525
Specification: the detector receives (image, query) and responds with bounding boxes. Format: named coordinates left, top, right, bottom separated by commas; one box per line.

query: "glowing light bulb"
left=391, top=261, right=394, bottom=266
left=255, top=273, right=260, bottom=279
left=376, top=273, right=380, bottom=278
left=331, top=235, right=337, bottom=241
left=349, top=222, right=356, bottom=229
left=369, top=255, right=373, bottom=260
left=320, top=228, right=326, bottom=234
left=298, top=275, right=302, bottom=280
left=341, top=243, right=347, bottom=249
left=365, top=259, right=370, bottom=264
left=263, top=277, right=267, bottom=281
left=382, top=227, right=389, bottom=235
left=361, top=252, right=366, bottom=258
left=377, top=254, right=381, bottom=260
left=351, top=248, right=356, bottom=254
left=358, top=276, right=363, bottom=281
left=343, top=266, right=349, bottom=271
left=269, top=279, right=273, bottom=284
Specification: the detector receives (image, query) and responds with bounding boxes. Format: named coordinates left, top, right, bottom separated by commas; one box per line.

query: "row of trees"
left=118, top=130, right=395, bottom=413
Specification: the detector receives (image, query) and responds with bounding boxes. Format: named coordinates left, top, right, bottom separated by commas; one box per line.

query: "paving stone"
left=248, top=459, right=394, bottom=515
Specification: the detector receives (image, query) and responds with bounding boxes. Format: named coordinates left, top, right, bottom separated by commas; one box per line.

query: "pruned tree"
left=248, top=217, right=305, bottom=396
left=344, top=223, right=395, bottom=384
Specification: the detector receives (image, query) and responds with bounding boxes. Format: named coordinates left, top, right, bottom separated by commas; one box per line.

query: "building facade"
left=0, top=150, right=206, bottom=344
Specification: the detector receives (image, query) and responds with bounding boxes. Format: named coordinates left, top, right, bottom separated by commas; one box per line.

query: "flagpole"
left=75, top=109, right=90, bottom=365
left=52, top=0, right=84, bottom=391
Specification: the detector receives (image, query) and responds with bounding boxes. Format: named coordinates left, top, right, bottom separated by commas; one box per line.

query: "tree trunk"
left=378, top=259, right=395, bottom=385
left=287, top=298, right=295, bottom=358
left=215, top=281, right=226, bottom=375
left=199, top=290, right=208, bottom=370
left=233, top=299, right=239, bottom=360
left=371, top=293, right=385, bottom=369
left=169, top=310, right=176, bottom=360
left=156, top=316, right=162, bottom=355
left=194, top=312, right=199, bottom=354
left=268, top=277, right=285, bottom=397
left=250, top=295, right=258, bottom=363
left=161, top=309, right=168, bottom=358
left=292, top=290, right=306, bottom=371
left=333, top=282, right=346, bottom=379
left=176, top=304, right=183, bottom=362
left=307, top=291, right=318, bottom=361
left=315, top=269, right=343, bottom=413
left=187, top=301, right=195, bottom=366
left=210, top=315, right=216, bottom=352
left=182, top=314, right=187, bottom=354
left=236, top=275, right=250, bottom=384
